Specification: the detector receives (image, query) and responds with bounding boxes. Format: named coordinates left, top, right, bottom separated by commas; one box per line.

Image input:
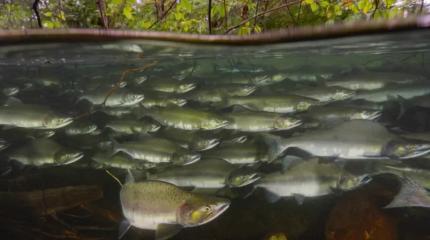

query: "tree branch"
left=223, top=0, right=228, bottom=29
left=208, top=0, right=212, bottom=34
left=252, top=0, right=260, bottom=33
left=32, top=0, right=42, bottom=28
left=96, top=0, right=109, bottom=29
left=149, top=0, right=177, bottom=29
left=225, top=0, right=302, bottom=34
left=371, top=0, right=379, bottom=19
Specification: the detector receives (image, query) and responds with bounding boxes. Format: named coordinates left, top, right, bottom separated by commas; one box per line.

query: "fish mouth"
left=400, top=145, right=430, bottom=159
left=3, top=87, right=19, bottom=96
left=63, top=152, right=85, bottom=165
left=181, top=83, right=197, bottom=92
left=39, top=130, right=56, bottom=138
left=207, top=202, right=230, bottom=223
left=182, top=154, right=201, bottom=165
left=197, top=139, right=220, bottom=151
left=0, top=140, right=9, bottom=151
left=230, top=135, right=248, bottom=143
left=135, top=76, right=148, bottom=84
left=287, top=119, right=303, bottom=130
left=241, top=85, right=258, bottom=96
left=367, top=111, right=382, bottom=120
left=230, top=173, right=261, bottom=188
left=58, top=117, right=74, bottom=128
left=134, top=95, right=145, bottom=102
left=175, top=99, right=188, bottom=106
left=150, top=124, right=162, bottom=132
left=247, top=173, right=261, bottom=185
left=213, top=202, right=230, bottom=218
left=341, top=92, right=356, bottom=100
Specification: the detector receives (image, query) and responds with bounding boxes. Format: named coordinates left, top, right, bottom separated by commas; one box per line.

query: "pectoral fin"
left=263, top=189, right=282, bottom=203
left=293, top=194, right=306, bottom=205
left=118, top=219, right=131, bottom=239
left=155, top=224, right=183, bottom=240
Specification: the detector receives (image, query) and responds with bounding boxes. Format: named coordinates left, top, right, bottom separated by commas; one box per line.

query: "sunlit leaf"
left=123, top=5, right=133, bottom=20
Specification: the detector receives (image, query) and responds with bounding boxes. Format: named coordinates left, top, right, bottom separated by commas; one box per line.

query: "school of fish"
left=1, top=64, right=430, bottom=240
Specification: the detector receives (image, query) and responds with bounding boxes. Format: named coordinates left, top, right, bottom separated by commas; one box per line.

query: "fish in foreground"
left=223, top=111, right=302, bottom=132
left=262, top=120, right=430, bottom=160
left=223, top=95, right=319, bottom=113
left=255, top=158, right=365, bottom=203
left=149, top=158, right=260, bottom=190
left=113, top=137, right=201, bottom=165
left=79, top=89, right=144, bottom=107
left=138, top=106, right=230, bottom=130
left=8, top=139, right=83, bottom=166
left=120, top=179, right=230, bottom=240
left=0, top=104, right=73, bottom=129
left=156, top=128, right=220, bottom=151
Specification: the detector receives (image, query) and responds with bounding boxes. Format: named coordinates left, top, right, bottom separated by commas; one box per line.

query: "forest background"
left=0, top=0, right=429, bottom=34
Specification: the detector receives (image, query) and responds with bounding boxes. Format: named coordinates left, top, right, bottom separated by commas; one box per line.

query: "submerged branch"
left=102, top=61, right=158, bottom=107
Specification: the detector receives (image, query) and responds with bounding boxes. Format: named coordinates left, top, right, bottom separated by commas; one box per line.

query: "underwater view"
left=1, top=29, right=430, bottom=240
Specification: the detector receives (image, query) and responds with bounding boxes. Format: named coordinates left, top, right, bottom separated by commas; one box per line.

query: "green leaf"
left=363, top=0, right=373, bottom=14
left=179, top=0, right=192, bottom=11
left=310, top=2, right=319, bottom=12
left=123, top=5, right=133, bottom=20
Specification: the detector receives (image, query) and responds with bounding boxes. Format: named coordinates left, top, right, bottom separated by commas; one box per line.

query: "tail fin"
left=260, top=133, right=289, bottom=162
left=384, top=177, right=430, bottom=208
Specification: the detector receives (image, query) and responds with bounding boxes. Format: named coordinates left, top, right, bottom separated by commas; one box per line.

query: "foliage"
left=0, top=0, right=429, bottom=34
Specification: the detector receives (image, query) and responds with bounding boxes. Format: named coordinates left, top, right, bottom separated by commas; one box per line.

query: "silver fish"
left=139, top=106, right=230, bottom=130
left=113, top=137, right=201, bottom=165
left=149, top=158, right=260, bottom=189
left=105, top=119, right=160, bottom=135
left=0, top=104, right=73, bottom=129
left=79, top=89, right=144, bottom=107
left=224, top=111, right=302, bottom=132
left=352, top=84, right=430, bottom=103
left=224, top=95, right=319, bottom=113
left=255, top=158, right=363, bottom=202
left=263, top=120, right=430, bottom=160
left=9, top=139, right=83, bottom=166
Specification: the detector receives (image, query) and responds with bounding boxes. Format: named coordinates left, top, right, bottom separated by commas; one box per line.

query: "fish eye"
left=203, top=206, right=211, bottom=212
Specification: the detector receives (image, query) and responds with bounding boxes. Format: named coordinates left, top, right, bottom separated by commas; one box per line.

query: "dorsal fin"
left=126, top=169, right=135, bottom=183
